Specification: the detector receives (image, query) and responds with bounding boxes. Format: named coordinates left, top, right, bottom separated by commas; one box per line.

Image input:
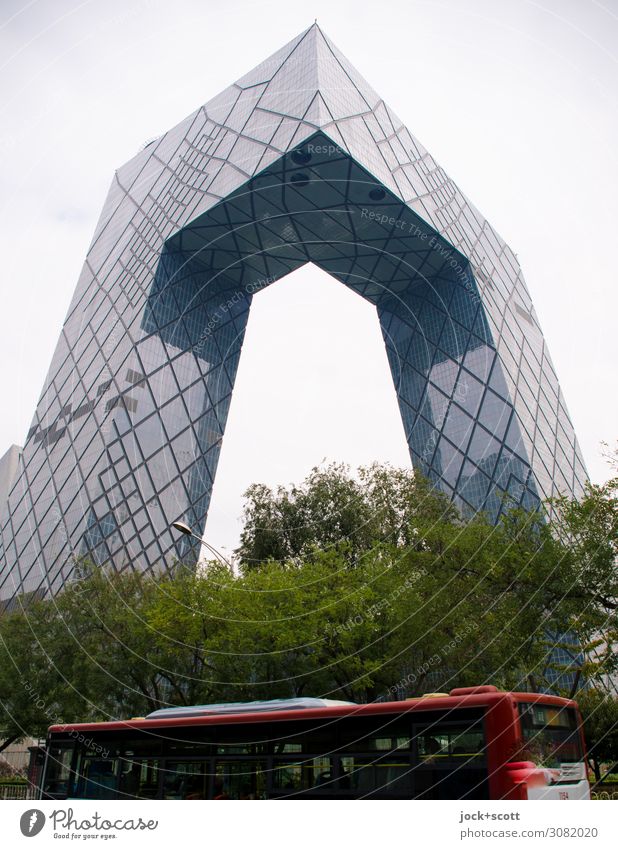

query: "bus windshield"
left=518, top=702, right=583, bottom=768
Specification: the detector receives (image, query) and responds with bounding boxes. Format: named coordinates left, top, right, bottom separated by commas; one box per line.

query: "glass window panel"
left=161, top=761, right=208, bottom=799
left=416, top=724, right=485, bottom=761
left=270, top=722, right=332, bottom=755
left=71, top=751, right=119, bottom=799
left=213, top=760, right=267, bottom=799
left=271, top=757, right=334, bottom=795
left=339, top=756, right=413, bottom=797
left=118, top=759, right=160, bottom=799
left=338, top=717, right=412, bottom=752
left=518, top=703, right=583, bottom=768
left=43, top=743, right=74, bottom=797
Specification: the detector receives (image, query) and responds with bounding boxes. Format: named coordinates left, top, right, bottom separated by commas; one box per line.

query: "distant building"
left=0, top=736, right=36, bottom=776
left=0, top=445, right=21, bottom=511
left=0, top=25, right=587, bottom=605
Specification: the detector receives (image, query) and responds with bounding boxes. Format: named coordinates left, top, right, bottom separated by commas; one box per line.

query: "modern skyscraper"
left=0, top=24, right=587, bottom=605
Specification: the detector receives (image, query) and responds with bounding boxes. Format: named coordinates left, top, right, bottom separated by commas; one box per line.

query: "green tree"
left=0, top=594, right=92, bottom=747
left=576, top=688, right=618, bottom=784
left=236, top=462, right=456, bottom=568
left=0, top=564, right=233, bottom=743
left=543, top=466, right=618, bottom=695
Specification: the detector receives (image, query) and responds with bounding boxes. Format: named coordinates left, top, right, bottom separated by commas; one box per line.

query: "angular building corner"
left=0, top=24, right=588, bottom=605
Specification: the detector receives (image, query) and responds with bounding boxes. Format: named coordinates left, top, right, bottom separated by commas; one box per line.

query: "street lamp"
left=171, top=521, right=234, bottom=572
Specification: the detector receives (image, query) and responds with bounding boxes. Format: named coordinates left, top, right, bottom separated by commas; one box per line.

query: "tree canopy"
left=236, top=462, right=457, bottom=567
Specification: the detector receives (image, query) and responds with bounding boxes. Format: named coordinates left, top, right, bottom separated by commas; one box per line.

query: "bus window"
left=417, top=725, right=485, bottom=761
left=414, top=721, right=488, bottom=800
left=272, top=762, right=303, bottom=793
left=161, top=761, right=208, bottom=799
left=338, top=756, right=413, bottom=797
left=271, top=722, right=335, bottom=755
left=272, top=756, right=335, bottom=795
left=163, top=728, right=212, bottom=759
left=339, top=717, right=412, bottom=752
left=43, top=743, right=74, bottom=797
left=213, top=760, right=267, bottom=799
left=72, top=751, right=119, bottom=799
left=276, top=742, right=302, bottom=753
left=117, top=758, right=160, bottom=798
left=518, top=703, right=583, bottom=768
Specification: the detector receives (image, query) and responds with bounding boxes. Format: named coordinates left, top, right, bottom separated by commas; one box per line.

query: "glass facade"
left=0, top=24, right=587, bottom=604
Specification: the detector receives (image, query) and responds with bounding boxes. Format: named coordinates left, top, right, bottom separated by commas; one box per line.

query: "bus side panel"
left=484, top=697, right=524, bottom=799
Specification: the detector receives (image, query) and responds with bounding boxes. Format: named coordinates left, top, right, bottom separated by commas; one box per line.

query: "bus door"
left=72, top=747, right=120, bottom=799
left=41, top=739, right=75, bottom=799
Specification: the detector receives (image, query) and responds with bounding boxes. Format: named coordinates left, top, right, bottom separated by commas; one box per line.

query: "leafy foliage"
left=576, top=688, right=618, bottom=783
left=236, top=462, right=456, bottom=567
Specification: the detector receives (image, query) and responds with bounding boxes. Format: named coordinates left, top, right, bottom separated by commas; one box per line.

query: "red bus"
left=40, top=685, right=589, bottom=800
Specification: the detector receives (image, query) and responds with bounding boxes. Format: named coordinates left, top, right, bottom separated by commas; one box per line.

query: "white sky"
left=0, top=0, right=616, bottom=555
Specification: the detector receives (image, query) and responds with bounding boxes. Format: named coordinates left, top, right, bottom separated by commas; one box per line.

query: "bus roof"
left=145, top=697, right=355, bottom=719
left=48, top=688, right=578, bottom=736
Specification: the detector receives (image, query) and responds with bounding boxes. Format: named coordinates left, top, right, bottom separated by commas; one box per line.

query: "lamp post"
left=171, top=521, right=234, bottom=573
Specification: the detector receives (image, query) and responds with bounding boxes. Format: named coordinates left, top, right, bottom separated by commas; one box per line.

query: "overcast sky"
left=0, top=0, right=616, bottom=554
